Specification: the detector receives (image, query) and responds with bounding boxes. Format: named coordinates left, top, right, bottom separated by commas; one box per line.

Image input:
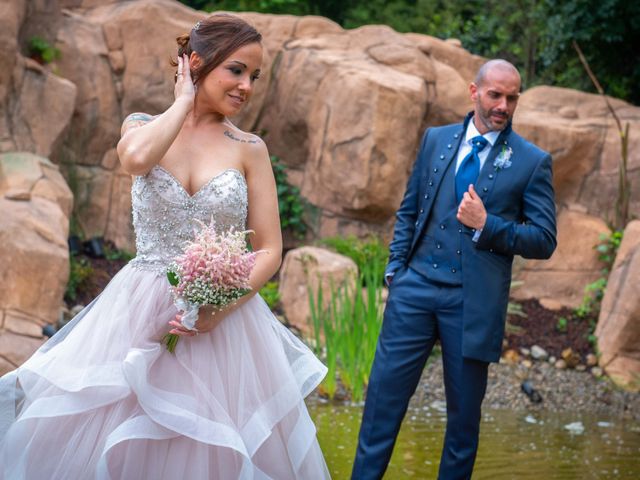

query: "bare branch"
left=573, top=40, right=623, bottom=134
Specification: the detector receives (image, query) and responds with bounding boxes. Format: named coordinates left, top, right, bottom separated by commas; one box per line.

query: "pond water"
left=309, top=402, right=640, bottom=479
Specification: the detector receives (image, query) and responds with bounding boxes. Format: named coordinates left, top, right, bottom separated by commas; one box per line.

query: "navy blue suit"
left=352, top=113, right=557, bottom=479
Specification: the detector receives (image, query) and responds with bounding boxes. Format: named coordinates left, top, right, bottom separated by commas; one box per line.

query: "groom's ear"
left=469, top=82, right=479, bottom=102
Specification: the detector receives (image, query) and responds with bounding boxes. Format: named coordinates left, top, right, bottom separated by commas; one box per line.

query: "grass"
left=309, top=250, right=385, bottom=402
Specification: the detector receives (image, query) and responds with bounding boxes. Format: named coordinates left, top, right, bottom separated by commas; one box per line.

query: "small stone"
left=586, top=353, right=598, bottom=367
left=555, top=359, right=567, bottom=370
left=520, top=347, right=531, bottom=357
left=561, top=347, right=580, bottom=368
left=539, top=298, right=564, bottom=310
left=531, top=345, right=549, bottom=361
left=591, top=366, right=604, bottom=378
left=70, top=304, right=85, bottom=317
left=549, top=356, right=556, bottom=364
left=522, top=359, right=533, bottom=369
left=502, top=349, right=520, bottom=364
left=576, top=364, right=587, bottom=372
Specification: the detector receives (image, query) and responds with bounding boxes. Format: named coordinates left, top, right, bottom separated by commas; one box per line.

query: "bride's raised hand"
left=174, top=54, right=196, bottom=106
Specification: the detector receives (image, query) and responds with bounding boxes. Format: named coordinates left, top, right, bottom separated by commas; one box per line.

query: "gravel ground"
left=410, top=357, right=640, bottom=421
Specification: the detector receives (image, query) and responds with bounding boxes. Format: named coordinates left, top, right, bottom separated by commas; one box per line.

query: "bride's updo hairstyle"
left=172, top=14, right=262, bottom=84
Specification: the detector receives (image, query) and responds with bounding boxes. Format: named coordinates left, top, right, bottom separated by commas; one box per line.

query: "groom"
left=351, top=59, right=557, bottom=479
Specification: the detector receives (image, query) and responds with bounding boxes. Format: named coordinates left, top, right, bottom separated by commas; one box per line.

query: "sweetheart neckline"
left=153, top=165, right=246, bottom=198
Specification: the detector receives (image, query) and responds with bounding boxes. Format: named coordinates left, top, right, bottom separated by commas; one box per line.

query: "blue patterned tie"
left=456, top=135, right=488, bottom=204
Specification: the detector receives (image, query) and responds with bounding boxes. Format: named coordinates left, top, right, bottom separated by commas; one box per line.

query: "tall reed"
left=309, top=255, right=385, bottom=402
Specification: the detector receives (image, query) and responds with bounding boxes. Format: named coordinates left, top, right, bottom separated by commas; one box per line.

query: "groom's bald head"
left=475, top=60, right=521, bottom=88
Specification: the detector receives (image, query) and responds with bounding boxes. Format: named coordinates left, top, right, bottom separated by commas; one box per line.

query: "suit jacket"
left=386, top=113, right=557, bottom=362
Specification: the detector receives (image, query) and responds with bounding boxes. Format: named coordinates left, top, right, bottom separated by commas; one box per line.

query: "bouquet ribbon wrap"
left=174, top=296, right=200, bottom=331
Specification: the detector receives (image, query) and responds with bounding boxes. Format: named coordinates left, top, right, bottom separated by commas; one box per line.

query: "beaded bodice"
left=129, top=165, right=248, bottom=274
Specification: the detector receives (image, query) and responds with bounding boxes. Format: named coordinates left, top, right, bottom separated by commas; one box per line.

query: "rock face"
left=512, top=208, right=610, bottom=307
left=0, top=152, right=73, bottom=374
left=278, top=246, right=357, bottom=335
left=595, top=220, right=640, bottom=390
left=512, top=87, right=640, bottom=307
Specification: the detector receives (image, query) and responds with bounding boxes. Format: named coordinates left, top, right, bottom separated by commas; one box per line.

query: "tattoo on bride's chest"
left=224, top=130, right=258, bottom=144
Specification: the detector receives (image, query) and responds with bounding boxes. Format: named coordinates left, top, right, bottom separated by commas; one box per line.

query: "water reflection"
left=309, top=403, right=640, bottom=479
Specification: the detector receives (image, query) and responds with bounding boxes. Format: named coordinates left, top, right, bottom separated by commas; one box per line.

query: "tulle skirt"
left=0, top=264, right=330, bottom=479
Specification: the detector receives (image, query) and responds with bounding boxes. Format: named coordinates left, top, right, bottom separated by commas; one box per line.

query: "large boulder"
left=514, top=86, right=640, bottom=222
left=512, top=208, right=610, bottom=308
left=595, top=220, right=640, bottom=391
left=0, top=152, right=73, bottom=374
left=279, top=246, right=357, bottom=336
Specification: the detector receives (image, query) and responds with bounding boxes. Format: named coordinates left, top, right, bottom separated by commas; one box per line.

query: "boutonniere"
left=493, top=146, right=513, bottom=170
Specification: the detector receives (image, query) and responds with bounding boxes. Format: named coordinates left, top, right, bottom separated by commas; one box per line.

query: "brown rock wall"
left=0, top=153, right=72, bottom=363
left=596, top=220, right=640, bottom=390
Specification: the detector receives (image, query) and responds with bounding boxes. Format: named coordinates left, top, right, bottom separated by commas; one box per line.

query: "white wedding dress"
left=0, top=165, right=330, bottom=479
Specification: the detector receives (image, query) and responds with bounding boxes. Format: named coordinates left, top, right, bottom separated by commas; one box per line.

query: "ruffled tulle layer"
left=0, top=264, right=329, bottom=479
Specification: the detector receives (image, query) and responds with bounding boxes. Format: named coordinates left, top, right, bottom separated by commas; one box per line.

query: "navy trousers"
left=351, top=266, right=489, bottom=480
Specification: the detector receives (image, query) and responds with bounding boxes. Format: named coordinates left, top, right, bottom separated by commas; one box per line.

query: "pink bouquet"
left=163, top=220, right=258, bottom=352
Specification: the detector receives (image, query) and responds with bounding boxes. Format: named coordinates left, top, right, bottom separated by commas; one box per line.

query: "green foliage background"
left=179, top=0, right=639, bottom=105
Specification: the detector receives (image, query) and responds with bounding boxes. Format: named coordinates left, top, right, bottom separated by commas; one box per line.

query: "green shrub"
left=65, top=255, right=93, bottom=302
left=28, top=36, right=60, bottom=64
left=271, top=155, right=307, bottom=239
left=319, top=235, right=388, bottom=286
left=104, top=243, right=135, bottom=262
left=259, top=280, right=281, bottom=311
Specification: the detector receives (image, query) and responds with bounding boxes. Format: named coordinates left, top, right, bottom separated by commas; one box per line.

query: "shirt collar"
left=465, top=117, right=500, bottom=147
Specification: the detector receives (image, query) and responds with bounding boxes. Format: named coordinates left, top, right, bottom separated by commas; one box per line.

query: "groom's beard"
left=475, top=99, right=512, bottom=132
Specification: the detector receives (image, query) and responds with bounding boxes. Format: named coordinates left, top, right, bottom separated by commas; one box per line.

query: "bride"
left=0, top=13, right=330, bottom=479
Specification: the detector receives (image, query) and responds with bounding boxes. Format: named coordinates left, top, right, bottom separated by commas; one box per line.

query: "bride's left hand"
left=168, top=304, right=231, bottom=337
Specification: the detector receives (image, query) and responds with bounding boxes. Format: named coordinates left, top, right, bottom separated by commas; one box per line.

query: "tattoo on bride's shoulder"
left=126, top=113, right=153, bottom=123
left=224, top=130, right=259, bottom=144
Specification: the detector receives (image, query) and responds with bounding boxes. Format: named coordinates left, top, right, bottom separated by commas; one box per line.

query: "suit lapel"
left=477, top=123, right=513, bottom=203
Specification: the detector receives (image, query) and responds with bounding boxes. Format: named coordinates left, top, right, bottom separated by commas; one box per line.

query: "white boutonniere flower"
left=493, top=146, right=513, bottom=170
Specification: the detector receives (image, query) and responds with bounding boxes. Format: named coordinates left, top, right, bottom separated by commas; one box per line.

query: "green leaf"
left=167, top=270, right=179, bottom=286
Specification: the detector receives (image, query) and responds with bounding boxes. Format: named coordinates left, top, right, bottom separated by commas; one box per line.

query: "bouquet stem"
left=162, top=333, right=180, bottom=353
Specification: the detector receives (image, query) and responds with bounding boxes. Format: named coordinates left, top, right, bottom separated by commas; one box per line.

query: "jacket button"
left=429, top=181, right=433, bottom=186
left=440, top=224, right=445, bottom=230
left=436, top=243, right=441, bottom=249
left=489, top=174, right=494, bottom=179
left=415, top=221, right=419, bottom=226
left=440, top=154, right=445, bottom=160
left=420, top=209, right=424, bottom=213
left=489, top=248, right=494, bottom=253
left=451, top=268, right=456, bottom=273
left=458, top=228, right=463, bottom=233
left=454, top=133, right=459, bottom=139
left=433, top=168, right=438, bottom=173
left=483, top=187, right=488, bottom=192
left=433, top=263, right=438, bottom=269
left=456, top=250, right=461, bottom=255
left=447, top=144, right=452, bottom=149
left=424, top=194, right=428, bottom=199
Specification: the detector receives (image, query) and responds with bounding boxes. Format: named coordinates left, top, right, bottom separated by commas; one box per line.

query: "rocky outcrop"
left=510, top=87, right=640, bottom=307
left=595, top=220, right=640, bottom=391
left=0, top=152, right=73, bottom=374
left=278, top=246, right=357, bottom=335
left=512, top=208, right=610, bottom=307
